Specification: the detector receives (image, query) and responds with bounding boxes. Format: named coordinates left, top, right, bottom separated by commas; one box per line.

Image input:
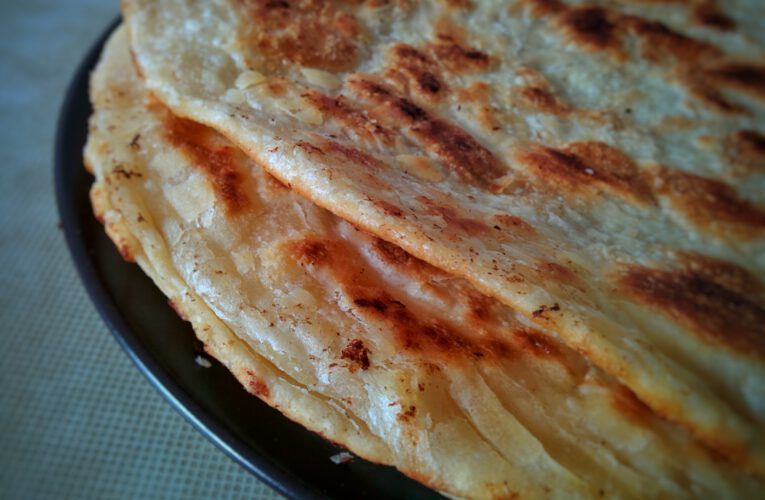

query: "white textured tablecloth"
left=0, top=2, right=282, bottom=498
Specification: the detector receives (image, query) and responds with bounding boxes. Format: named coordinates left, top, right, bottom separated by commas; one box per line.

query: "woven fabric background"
left=0, top=1, right=282, bottom=498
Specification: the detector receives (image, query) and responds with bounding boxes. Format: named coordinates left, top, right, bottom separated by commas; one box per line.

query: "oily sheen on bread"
left=85, top=27, right=762, bottom=498
left=122, top=0, right=765, bottom=474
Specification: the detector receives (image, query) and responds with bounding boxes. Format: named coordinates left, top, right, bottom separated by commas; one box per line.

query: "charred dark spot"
left=559, top=6, right=617, bottom=50
left=417, top=72, right=441, bottom=93
left=354, top=297, right=389, bottom=312
left=395, top=99, right=428, bottom=121
left=112, top=166, right=142, bottom=179
left=705, top=63, right=765, bottom=101
left=341, top=339, right=371, bottom=371
left=388, top=44, right=445, bottom=100
left=692, top=2, right=735, bottom=31
left=736, top=130, right=765, bottom=156
left=397, top=405, right=417, bottom=422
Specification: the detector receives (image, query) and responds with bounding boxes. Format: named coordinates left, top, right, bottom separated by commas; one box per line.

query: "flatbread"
left=85, top=27, right=762, bottom=498
left=123, top=0, right=765, bottom=473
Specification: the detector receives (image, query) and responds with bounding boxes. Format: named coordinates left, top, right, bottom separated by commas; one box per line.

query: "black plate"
left=55, top=19, right=442, bottom=500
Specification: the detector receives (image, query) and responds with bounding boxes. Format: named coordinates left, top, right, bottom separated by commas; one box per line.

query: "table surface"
left=0, top=2, right=283, bottom=498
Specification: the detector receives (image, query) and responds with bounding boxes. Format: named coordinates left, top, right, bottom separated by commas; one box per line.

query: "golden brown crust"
left=704, top=62, right=765, bottom=102
left=387, top=44, right=446, bottom=103
left=653, top=167, right=765, bottom=239
left=617, top=264, right=765, bottom=358
left=163, top=114, right=251, bottom=215
left=692, top=1, right=736, bottom=31
left=301, top=90, right=396, bottom=146
left=516, top=142, right=653, bottom=203
left=350, top=76, right=507, bottom=188
left=241, top=0, right=361, bottom=72
left=726, top=129, right=765, bottom=175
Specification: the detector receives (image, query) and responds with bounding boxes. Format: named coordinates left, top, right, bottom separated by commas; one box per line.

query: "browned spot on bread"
left=352, top=290, right=488, bottom=358
left=618, top=265, right=765, bottom=357
left=522, top=0, right=565, bottom=17
left=293, top=238, right=333, bottom=266
left=301, top=90, right=396, bottom=146
left=388, top=44, right=446, bottom=102
left=612, top=386, right=652, bottom=426
left=371, top=238, right=441, bottom=276
left=680, top=75, right=748, bottom=115
left=454, top=82, right=491, bottom=104
left=370, top=197, right=404, bottom=217
left=534, top=261, right=580, bottom=286
left=518, top=85, right=570, bottom=115
left=318, top=139, right=388, bottom=171
left=462, top=289, right=500, bottom=325
left=397, top=405, right=417, bottom=422
left=679, top=252, right=764, bottom=299
left=412, top=119, right=506, bottom=187
left=163, top=116, right=250, bottom=215
left=244, top=369, right=270, bottom=398
left=429, top=39, right=490, bottom=75
left=491, top=214, right=536, bottom=237
left=349, top=282, right=575, bottom=374
left=242, top=0, right=361, bottom=72
left=558, top=6, right=621, bottom=54
left=726, top=129, right=765, bottom=175
left=350, top=77, right=507, bottom=188
left=295, top=140, right=325, bottom=156
left=440, top=0, right=471, bottom=9
left=118, top=242, right=134, bottom=262
left=625, top=16, right=720, bottom=63
left=417, top=196, right=491, bottom=235
left=653, top=168, right=765, bottom=239
left=514, top=328, right=563, bottom=360
left=517, top=142, right=653, bottom=203
left=167, top=299, right=188, bottom=321
left=341, top=339, right=371, bottom=372
left=692, top=1, right=735, bottom=31
left=267, top=78, right=290, bottom=96
left=704, top=63, right=765, bottom=102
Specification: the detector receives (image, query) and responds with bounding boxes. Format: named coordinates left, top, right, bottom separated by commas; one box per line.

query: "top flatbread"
left=123, top=0, right=765, bottom=475
left=87, top=25, right=763, bottom=498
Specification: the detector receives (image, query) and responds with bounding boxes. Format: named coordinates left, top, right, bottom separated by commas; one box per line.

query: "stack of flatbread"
left=85, top=0, right=765, bottom=497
